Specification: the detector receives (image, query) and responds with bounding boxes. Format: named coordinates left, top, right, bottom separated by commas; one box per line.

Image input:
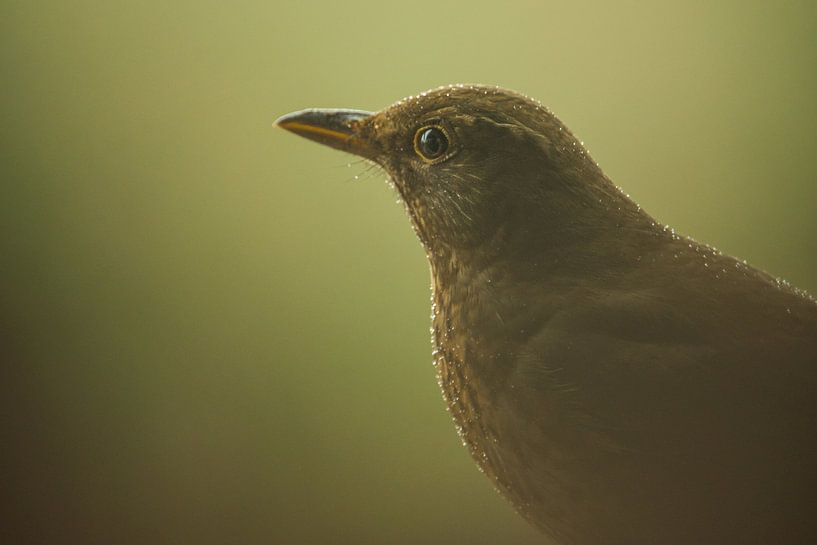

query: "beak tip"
left=273, top=111, right=298, bottom=129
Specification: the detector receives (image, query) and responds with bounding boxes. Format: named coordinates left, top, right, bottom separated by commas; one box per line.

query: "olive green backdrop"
left=2, top=1, right=815, bottom=544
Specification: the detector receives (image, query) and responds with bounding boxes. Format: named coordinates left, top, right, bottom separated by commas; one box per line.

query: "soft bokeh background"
left=2, top=1, right=815, bottom=544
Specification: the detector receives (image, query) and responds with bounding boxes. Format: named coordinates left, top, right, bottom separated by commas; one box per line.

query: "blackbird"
left=276, top=85, right=817, bottom=545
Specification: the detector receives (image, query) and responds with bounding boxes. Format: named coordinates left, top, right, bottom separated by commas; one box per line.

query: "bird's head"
left=277, top=85, right=639, bottom=265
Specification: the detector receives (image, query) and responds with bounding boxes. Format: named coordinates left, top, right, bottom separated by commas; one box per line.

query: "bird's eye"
left=414, top=126, right=449, bottom=162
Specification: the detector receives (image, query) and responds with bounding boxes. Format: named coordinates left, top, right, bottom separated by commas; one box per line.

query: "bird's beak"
left=275, top=108, right=374, bottom=157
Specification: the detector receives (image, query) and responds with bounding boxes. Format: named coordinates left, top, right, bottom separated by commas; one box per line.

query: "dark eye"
left=414, top=126, right=449, bottom=162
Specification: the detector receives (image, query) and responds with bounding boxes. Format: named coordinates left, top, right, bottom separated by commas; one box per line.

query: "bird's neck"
left=426, top=182, right=664, bottom=387
left=426, top=177, right=659, bottom=285
left=424, top=177, right=669, bottom=489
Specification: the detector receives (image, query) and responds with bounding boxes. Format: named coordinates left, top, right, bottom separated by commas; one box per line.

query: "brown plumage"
left=276, top=85, right=817, bottom=545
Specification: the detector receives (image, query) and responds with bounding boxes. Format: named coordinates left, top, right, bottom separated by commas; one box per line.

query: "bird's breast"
left=429, top=270, right=586, bottom=534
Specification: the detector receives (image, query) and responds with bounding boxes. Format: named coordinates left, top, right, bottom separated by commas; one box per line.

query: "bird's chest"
left=430, top=277, right=504, bottom=457
left=429, top=277, right=546, bottom=502
left=431, top=320, right=502, bottom=486
left=430, top=275, right=606, bottom=536
left=431, top=299, right=572, bottom=533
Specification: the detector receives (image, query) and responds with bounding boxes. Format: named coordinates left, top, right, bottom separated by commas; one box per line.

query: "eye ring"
left=413, top=125, right=452, bottom=164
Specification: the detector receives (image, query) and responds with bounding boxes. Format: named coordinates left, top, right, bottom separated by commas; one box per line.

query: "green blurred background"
left=2, top=1, right=815, bottom=544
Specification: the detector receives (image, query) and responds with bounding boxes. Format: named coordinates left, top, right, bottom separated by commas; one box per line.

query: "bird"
left=275, top=85, right=817, bottom=545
